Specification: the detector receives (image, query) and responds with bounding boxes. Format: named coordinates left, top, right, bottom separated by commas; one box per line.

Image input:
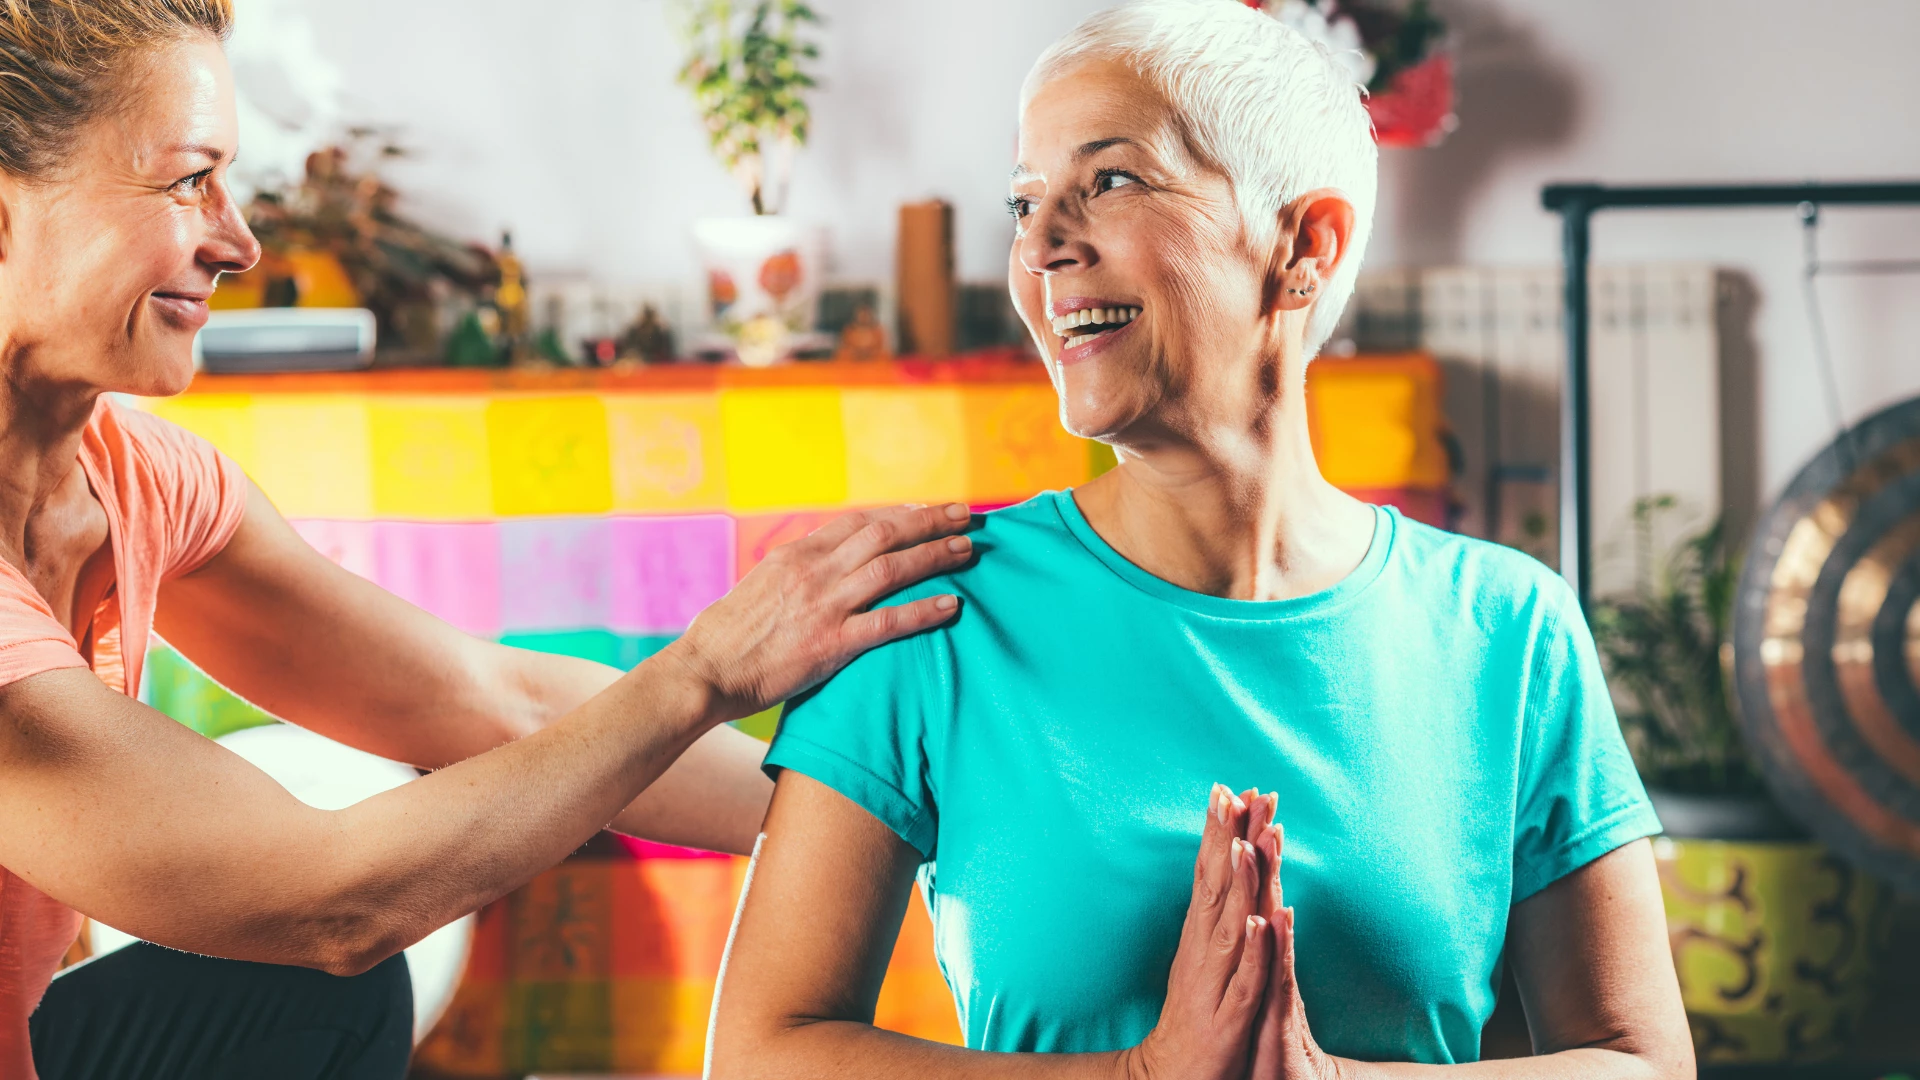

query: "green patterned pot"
left=1653, top=836, right=1891, bottom=1062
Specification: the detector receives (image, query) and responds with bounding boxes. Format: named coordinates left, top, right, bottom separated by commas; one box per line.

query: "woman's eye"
left=1094, top=170, right=1139, bottom=194
left=1005, top=195, right=1034, bottom=220
left=172, top=169, right=213, bottom=195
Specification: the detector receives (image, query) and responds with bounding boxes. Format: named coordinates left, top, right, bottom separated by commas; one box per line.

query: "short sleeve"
left=108, top=404, right=249, bottom=580
left=1511, top=587, right=1661, bottom=901
left=764, top=589, right=944, bottom=859
left=0, top=577, right=89, bottom=689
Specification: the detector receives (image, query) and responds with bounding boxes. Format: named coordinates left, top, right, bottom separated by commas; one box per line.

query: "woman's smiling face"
left=0, top=34, right=258, bottom=399
left=1009, top=59, right=1273, bottom=445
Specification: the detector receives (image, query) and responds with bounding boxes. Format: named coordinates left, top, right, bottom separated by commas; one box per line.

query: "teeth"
left=1050, top=305, right=1141, bottom=336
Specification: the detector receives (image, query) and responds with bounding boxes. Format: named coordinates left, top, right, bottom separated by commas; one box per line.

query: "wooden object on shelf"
left=896, top=200, right=955, bottom=358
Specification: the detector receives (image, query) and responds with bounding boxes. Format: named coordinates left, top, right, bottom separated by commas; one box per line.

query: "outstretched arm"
left=1, top=495, right=975, bottom=973
left=0, top=651, right=719, bottom=977
left=708, top=773, right=1274, bottom=1080
left=154, top=485, right=973, bottom=853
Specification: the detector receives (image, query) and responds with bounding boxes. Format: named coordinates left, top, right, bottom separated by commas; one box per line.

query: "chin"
left=1053, top=365, right=1152, bottom=442
left=114, top=345, right=199, bottom=398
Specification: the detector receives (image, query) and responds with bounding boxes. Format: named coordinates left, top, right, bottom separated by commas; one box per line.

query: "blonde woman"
left=0, top=4, right=971, bottom=1078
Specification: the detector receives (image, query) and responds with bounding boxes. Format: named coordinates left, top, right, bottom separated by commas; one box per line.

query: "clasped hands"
left=1126, top=785, right=1345, bottom=1080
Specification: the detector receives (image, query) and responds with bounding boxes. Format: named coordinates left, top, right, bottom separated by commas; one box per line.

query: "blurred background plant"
left=1592, top=496, right=1768, bottom=796
left=236, top=131, right=501, bottom=357
left=677, top=0, right=823, bottom=215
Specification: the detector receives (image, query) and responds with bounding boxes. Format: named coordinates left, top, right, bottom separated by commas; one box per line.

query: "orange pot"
left=209, top=250, right=361, bottom=309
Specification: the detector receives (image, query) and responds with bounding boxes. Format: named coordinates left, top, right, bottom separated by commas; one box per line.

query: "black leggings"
left=29, top=942, right=412, bottom=1080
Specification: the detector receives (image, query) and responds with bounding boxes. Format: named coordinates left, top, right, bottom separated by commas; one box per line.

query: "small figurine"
left=494, top=231, right=528, bottom=341
left=835, top=304, right=891, bottom=363
left=622, top=304, right=676, bottom=364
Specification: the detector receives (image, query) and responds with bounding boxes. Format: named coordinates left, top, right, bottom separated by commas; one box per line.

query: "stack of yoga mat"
left=136, top=351, right=1453, bottom=1077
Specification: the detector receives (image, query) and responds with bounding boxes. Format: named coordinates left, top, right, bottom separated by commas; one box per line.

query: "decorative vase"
left=1649, top=792, right=1891, bottom=1063
left=690, top=216, right=824, bottom=366
left=210, top=250, right=361, bottom=310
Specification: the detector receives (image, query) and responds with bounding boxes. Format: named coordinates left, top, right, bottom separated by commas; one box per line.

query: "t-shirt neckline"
left=1048, top=489, right=1397, bottom=621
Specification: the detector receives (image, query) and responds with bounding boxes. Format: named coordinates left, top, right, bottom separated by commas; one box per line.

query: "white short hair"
left=1022, top=0, right=1378, bottom=358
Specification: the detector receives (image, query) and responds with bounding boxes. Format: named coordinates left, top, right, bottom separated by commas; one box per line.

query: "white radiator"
left=1342, top=264, right=1721, bottom=598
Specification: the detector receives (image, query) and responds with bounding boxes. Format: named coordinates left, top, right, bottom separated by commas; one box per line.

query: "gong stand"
left=1544, top=180, right=1920, bottom=895
left=1541, top=180, right=1920, bottom=612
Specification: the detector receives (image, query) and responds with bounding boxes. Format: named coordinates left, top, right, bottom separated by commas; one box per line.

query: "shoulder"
left=85, top=397, right=251, bottom=576
left=877, top=492, right=1082, bottom=609
left=1384, top=512, right=1577, bottom=639
left=84, top=397, right=225, bottom=491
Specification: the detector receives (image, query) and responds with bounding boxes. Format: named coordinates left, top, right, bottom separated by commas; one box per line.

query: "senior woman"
left=0, top=3, right=975, bottom=1079
left=710, top=3, right=1694, bottom=1078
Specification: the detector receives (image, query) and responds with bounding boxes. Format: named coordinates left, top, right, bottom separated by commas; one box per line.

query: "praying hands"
left=1133, top=785, right=1341, bottom=1080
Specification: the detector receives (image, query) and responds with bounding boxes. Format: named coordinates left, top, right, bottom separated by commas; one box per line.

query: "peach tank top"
left=0, top=398, right=247, bottom=1080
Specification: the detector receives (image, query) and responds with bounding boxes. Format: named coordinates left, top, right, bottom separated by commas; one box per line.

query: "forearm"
left=491, top=643, right=774, bottom=854
left=290, top=648, right=721, bottom=972
left=604, top=723, right=772, bottom=853
left=1338, top=1048, right=1675, bottom=1080
left=718, top=1020, right=1129, bottom=1080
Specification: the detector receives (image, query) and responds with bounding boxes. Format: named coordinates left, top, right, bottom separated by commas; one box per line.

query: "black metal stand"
left=1539, top=181, right=1920, bottom=612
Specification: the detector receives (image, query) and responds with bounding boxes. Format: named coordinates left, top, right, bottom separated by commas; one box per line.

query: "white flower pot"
left=690, top=216, right=824, bottom=366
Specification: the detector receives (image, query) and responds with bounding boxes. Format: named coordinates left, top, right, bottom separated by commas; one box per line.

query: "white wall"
left=274, top=0, right=1920, bottom=521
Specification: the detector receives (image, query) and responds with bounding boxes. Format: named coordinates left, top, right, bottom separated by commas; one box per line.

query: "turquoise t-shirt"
left=765, top=492, right=1658, bottom=1064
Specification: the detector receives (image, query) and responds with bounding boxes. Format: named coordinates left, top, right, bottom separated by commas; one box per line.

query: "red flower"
left=758, top=249, right=803, bottom=303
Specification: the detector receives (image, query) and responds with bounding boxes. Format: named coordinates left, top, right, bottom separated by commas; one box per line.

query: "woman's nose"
left=1016, top=201, right=1097, bottom=277
left=202, top=179, right=261, bottom=276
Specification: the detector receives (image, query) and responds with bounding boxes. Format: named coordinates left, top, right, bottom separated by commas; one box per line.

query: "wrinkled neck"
left=0, top=345, right=100, bottom=559
left=1075, top=366, right=1374, bottom=602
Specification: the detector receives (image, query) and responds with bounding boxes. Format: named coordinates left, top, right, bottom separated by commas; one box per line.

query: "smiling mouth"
left=1049, top=305, right=1141, bottom=350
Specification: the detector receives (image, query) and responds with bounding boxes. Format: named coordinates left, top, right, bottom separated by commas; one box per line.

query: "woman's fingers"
left=1244, top=791, right=1276, bottom=843
left=1194, top=787, right=1246, bottom=930
left=841, top=593, right=963, bottom=651
left=1135, top=788, right=1267, bottom=1080
left=1255, top=817, right=1284, bottom=918
left=828, top=504, right=973, bottom=578
left=832, top=531, right=974, bottom=613
left=664, top=503, right=973, bottom=721
left=1217, top=915, right=1272, bottom=1034
left=1203, top=834, right=1261, bottom=1000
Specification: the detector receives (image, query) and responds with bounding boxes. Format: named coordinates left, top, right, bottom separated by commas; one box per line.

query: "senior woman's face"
left=1009, top=60, right=1270, bottom=442
left=0, top=35, right=257, bottom=398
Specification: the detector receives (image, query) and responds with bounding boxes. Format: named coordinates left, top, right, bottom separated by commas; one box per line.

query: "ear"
left=1263, top=189, right=1356, bottom=317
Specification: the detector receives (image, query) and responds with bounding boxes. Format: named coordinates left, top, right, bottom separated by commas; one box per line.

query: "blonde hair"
left=1024, top=0, right=1377, bottom=358
left=0, top=0, right=233, bottom=179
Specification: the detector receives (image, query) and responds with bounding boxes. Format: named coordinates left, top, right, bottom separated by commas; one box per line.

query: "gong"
left=1734, top=393, right=1920, bottom=890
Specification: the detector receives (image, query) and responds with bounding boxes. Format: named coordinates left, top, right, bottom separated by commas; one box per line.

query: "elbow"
left=273, top=905, right=412, bottom=978
left=311, top=941, right=399, bottom=979
left=705, top=1001, right=793, bottom=1080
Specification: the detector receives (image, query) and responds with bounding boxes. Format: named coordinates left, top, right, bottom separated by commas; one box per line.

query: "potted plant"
left=1253, top=0, right=1454, bottom=147
left=678, top=0, right=826, bottom=366
left=220, top=135, right=512, bottom=367
left=1593, top=496, right=1889, bottom=1064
